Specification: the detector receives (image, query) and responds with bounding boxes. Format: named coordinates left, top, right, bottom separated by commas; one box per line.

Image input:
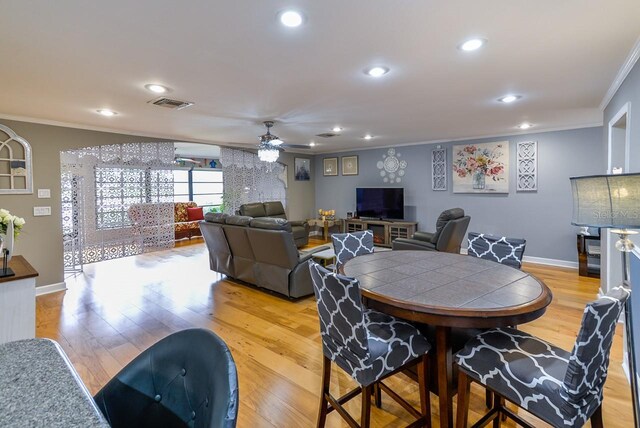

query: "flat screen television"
left=356, top=187, right=404, bottom=220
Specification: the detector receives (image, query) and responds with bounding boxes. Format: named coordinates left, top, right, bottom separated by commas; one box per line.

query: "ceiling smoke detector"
left=148, top=97, right=194, bottom=110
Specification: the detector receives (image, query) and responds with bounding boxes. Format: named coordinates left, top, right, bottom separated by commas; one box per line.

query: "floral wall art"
left=452, top=141, right=509, bottom=193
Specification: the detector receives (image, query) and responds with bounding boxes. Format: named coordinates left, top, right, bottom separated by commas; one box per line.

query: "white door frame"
left=607, top=101, right=631, bottom=173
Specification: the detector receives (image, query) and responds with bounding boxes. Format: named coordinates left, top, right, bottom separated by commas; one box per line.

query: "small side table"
left=307, top=218, right=343, bottom=241
left=577, top=233, right=600, bottom=278
left=312, top=248, right=337, bottom=270
left=0, top=256, right=39, bottom=344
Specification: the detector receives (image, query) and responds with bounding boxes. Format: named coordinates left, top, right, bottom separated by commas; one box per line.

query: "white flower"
left=2, top=215, right=13, bottom=225
left=14, top=217, right=25, bottom=228
left=0, top=209, right=8, bottom=218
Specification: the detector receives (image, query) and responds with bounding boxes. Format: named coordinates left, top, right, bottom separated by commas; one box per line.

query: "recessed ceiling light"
left=145, top=84, right=169, bottom=94
left=363, top=134, right=373, bottom=140
left=517, top=123, right=532, bottom=130
left=97, top=109, right=117, bottom=117
left=498, top=95, right=521, bottom=103
left=459, top=38, right=487, bottom=51
left=365, top=66, right=389, bottom=78
left=309, top=142, right=316, bottom=147
left=280, top=10, right=303, bottom=27
left=332, top=126, right=342, bottom=132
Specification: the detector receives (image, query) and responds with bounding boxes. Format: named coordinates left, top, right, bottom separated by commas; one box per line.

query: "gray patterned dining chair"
left=467, top=232, right=526, bottom=269
left=455, top=286, right=630, bottom=428
left=331, top=230, right=374, bottom=273
left=308, top=261, right=432, bottom=428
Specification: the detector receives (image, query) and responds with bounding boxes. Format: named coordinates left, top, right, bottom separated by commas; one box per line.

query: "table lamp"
left=570, top=173, right=640, bottom=424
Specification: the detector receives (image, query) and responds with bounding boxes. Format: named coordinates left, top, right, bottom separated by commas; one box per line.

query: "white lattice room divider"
left=516, top=141, right=537, bottom=191
left=432, top=148, right=447, bottom=191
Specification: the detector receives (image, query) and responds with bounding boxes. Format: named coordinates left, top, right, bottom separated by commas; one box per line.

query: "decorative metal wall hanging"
left=432, top=148, right=447, bottom=190
left=516, top=141, right=537, bottom=191
left=377, top=148, right=407, bottom=183
left=0, top=124, right=33, bottom=194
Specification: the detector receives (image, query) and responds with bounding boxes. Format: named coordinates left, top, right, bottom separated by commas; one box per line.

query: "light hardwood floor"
left=36, top=238, right=633, bottom=427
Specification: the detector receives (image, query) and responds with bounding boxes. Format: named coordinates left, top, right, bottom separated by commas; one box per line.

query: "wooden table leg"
left=436, top=326, right=453, bottom=428
left=323, top=221, right=329, bottom=241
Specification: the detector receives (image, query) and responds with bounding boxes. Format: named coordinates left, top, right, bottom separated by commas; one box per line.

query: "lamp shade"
left=570, top=173, right=640, bottom=228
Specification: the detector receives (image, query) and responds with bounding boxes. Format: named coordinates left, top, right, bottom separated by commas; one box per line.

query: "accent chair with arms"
left=331, top=230, right=374, bottom=273
left=94, top=328, right=239, bottom=428
left=455, top=286, right=630, bottom=428
left=308, top=261, right=432, bottom=428
left=392, top=208, right=470, bottom=253
left=467, top=232, right=526, bottom=269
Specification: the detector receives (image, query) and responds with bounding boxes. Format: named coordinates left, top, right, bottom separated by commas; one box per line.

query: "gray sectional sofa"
left=199, top=213, right=327, bottom=298
left=237, top=201, right=309, bottom=247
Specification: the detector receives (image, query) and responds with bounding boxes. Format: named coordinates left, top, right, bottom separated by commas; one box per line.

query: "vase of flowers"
left=0, top=209, right=26, bottom=263
left=472, top=169, right=486, bottom=189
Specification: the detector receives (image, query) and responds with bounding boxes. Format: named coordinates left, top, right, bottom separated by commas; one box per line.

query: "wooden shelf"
left=344, top=219, right=418, bottom=248
left=577, top=233, right=600, bottom=278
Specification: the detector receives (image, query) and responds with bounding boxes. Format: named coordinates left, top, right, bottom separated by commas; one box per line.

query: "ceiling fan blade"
left=281, top=144, right=311, bottom=149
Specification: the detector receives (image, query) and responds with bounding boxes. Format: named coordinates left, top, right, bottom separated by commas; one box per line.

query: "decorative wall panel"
left=376, top=148, right=407, bottom=183
left=0, top=124, right=33, bottom=194
left=60, top=142, right=175, bottom=269
left=516, top=141, right=537, bottom=191
left=219, top=148, right=286, bottom=215
left=432, top=148, right=447, bottom=191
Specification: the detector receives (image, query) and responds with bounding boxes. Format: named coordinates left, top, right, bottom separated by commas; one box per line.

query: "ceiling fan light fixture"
left=258, top=145, right=280, bottom=162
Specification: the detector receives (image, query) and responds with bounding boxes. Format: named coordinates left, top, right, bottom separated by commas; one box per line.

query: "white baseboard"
left=35, top=282, right=67, bottom=296
left=459, top=248, right=578, bottom=269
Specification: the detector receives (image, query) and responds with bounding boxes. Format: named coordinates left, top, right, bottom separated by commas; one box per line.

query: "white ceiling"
left=0, top=1, right=639, bottom=153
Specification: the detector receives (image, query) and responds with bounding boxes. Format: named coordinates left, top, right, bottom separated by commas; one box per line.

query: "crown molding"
left=599, top=36, right=640, bottom=111
left=312, top=123, right=603, bottom=155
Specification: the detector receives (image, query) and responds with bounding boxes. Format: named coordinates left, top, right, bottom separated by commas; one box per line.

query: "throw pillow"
left=187, top=207, right=204, bottom=221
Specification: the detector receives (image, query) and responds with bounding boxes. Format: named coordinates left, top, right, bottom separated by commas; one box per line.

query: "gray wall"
left=280, top=151, right=316, bottom=221
left=314, top=127, right=603, bottom=262
left=604, top=57, right=640, bottom=382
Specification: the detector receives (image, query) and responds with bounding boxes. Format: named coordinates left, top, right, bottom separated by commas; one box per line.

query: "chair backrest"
left=431, top=208, right=465, bottom=243
left=561, top=286, right=630, bottom=405
left=467, top=232, right=526, bottom=268
left=308, top=261, right=370, bottom=367
left=435, top=215, right=471, bottom=253
left=331, top=230, right=374, bottom=271
left=263, top=201, right=287, bottom=219
left=94, top=328, right=238, bottom=428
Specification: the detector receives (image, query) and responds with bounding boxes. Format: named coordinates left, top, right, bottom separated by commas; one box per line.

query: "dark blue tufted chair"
left=93, top=328, right=238, bottom=428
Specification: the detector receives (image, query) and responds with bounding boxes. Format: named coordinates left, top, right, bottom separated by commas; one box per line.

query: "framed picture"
left=342, top=155, right=359, bottom=176
left=452, top=141, right=509, bottom=193
left=323, top=157, right=338, bottom=176
left=294, top=157, right=311, bottom=181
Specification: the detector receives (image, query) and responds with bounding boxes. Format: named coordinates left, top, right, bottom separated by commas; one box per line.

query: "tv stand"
left=345, top=219, right=418, bottom=248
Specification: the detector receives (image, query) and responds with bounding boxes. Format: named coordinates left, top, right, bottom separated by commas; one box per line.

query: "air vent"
left=148, top=97, right=194, bottom=110
left=316, top=132, right=337, bottom=138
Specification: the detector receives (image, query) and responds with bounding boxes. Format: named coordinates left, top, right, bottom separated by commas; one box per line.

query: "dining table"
left=343, top=249, right=552, bottom=428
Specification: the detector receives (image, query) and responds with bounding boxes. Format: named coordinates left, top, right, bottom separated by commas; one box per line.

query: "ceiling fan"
left=257, top=121, right=310, bottom=162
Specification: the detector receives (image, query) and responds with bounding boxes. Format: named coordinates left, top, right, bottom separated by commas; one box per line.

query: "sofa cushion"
left=432, top=208, right=465, bottom=244
left=175, top=202, right=198, bottom=223
left=264, top=201, right=285, bottom=217
left=187, top=207, right=205, bottom=221
left=175, top=221, right=200, bottom=232
left=239, top=203, right=266, bottom=218
left=250, top=218, right=292, bottom=232
left=225, top=215, right=253, bottom=226
left=204, top=212, right=228, bottom=223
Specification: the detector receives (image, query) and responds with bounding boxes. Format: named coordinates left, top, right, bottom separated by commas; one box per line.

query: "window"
left=95, top=166, right=174, bottom=230
left=95, top=166, right=148, bottom=229
left=173, top=169, right=223, bottom=212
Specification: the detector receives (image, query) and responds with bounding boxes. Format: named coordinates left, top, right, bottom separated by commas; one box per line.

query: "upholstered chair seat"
left=455, top=286, right=630, bottom=428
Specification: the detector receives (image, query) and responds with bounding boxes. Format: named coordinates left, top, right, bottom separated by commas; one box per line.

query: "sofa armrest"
left=392, top=238, right=437, bottom=251
left=412, top=231, right=434, bottom=242
left=298, top=245, right=332, bottom=263
left=289, top=220, right=309, bottom=228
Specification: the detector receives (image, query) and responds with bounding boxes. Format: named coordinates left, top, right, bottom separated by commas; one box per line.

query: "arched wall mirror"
left=0, top=124, right=33, bottom=194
